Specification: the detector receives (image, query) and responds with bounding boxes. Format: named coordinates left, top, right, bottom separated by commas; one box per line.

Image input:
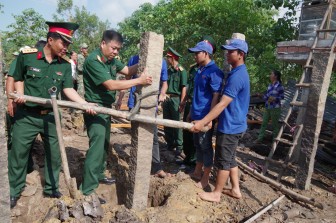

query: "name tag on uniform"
left=29, top=67, right=41, bottom=72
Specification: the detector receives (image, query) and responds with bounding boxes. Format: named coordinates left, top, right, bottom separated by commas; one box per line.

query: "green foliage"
left=2, top=9, right=47, bottom=67
left=118, top=0, right=302, bottom=93
left=53, top=0, right=110, bottom=53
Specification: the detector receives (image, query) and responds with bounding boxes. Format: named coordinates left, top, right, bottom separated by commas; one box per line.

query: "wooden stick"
left=9, top=93, right=208, bottom=132
left=244, top=195, right=285, bottom=223
left=237, top=159, right=324, bottom=209
left=48, top=88, right=80, bottom=199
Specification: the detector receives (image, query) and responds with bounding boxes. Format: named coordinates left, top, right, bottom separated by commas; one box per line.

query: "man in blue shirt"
left=188, top=41, right=223, bottom=188
left=125, top=55, right=171, bottom=177
left=191, top=39, right=250, bottom=202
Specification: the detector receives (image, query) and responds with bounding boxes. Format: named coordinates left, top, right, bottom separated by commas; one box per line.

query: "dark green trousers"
left=258, top=107, right=281, bottom=140
left=162, top=97, right=183, bottom=150
left=182, top=101, right=196, bottom=165
left=7, top=112, right=34, bottom=173
left=9, top=109, right=61, bottom=197
left=80, top=113, right=110, bottom=195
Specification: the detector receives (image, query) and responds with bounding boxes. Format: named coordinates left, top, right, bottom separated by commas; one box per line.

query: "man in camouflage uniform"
left=77, top=43, right=89, bottom=97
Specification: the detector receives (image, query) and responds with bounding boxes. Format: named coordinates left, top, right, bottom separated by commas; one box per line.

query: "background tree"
left=53, top=0, right=110, bottom=52
left=118, top=0, right=302, bottom=92
left=2, top=8, right=47, bottom=68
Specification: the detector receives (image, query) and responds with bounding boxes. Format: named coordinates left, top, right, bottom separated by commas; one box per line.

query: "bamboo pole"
left=9, top=93, right=208, bottom=131
left=48, top=88, right=80, bottom=199
left=237, top=159, right=324, bottom=209
left=244, top=195, right=285, bottom=223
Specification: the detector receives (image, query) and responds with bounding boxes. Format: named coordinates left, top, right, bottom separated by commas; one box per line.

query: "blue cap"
left=221, top=39, right=248, bottom=54
left=188, top=41, right=213, bottom=55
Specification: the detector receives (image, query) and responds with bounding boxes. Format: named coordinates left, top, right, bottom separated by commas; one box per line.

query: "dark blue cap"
left=188, top=41, right=213, bottom=55
left=221, top=39, right=248, bottom=54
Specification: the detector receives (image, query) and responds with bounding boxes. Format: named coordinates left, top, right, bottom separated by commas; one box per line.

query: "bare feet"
left=222, top=189, right=242, bottom=199
left=154, top=170, right=173, bottom=178
left=198, top=191, right=221, bottom=202
left=189, top=172, right=202, bottom=181
left=194, top=181, right=209, bottom=189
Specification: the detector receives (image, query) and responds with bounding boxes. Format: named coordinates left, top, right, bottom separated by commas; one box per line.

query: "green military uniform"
left=77, top=52, right=86, bottom=97
left=163, top=48, right=187, bottom=152
left=182, top=63, right=198, bottom=165
left=81, top=48, right=125, bottom=195
left=9, top=47, right=74, bottom=197
left=6, top=58, right=35, bottom=173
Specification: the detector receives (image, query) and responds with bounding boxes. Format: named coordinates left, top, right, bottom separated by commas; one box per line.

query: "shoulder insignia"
left=97, top=55, right=102, bottom=63
left=22, top=48, right=38, bottom=54
left=189, top=63, right=197, bottom=68
left=61, top=55, right=71, bottom=63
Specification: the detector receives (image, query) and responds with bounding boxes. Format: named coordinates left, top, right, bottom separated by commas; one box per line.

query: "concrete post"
left=0, top=35, right=11, bottom=222
left=295, top=52, right=335, bottom=189
left=126, top=32, right=164, bottom=210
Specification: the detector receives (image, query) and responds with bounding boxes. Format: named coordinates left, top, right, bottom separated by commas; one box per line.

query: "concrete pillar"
left=0, top=37, right=11, bottom=222
left=126, top=32, right=164, bottom=210
left=295, top=52, right=335, bottom=189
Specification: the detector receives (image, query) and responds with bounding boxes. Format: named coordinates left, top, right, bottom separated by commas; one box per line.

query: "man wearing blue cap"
left=191, top=38, right=250, bottom=202
left=188, top=41, right=223, bottom=188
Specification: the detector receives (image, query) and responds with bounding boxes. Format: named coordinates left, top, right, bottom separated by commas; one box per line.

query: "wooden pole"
left=244, top=195, right=285, bottom=223
left=48, top=87, right=80, bottom=199
left=237, top=159, right=323, bottom=209
left=9, top=93, right=207, bottom=132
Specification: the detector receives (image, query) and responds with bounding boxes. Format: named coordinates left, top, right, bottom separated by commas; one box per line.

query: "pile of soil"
left=10, top=112, right=336, bottom=223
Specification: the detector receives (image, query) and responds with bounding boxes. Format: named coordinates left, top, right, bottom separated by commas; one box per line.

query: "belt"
left=22, top=105, right=53, bottom=115
left=167, top=93, right=180, bottom=98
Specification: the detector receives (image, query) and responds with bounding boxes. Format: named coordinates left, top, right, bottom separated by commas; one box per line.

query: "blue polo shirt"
left=127, top=55, right=168, bottom=108
left=217, top=64, right=250, bottom=134
left=191, top=60, right=223, bottom=120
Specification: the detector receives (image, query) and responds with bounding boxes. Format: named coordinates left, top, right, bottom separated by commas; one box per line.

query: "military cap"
left=80, top=43, right=88, bottom=48
left=201, top=35, right=216, bottom=54
left=167, top=47, right=182, bottom=60
left=46, top=21, right=79, bottom=43
left=13, top=51, right=19, bottom=56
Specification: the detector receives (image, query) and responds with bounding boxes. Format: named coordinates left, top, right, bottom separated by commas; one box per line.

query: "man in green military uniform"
left=81, top=29, right=152, bottom=202
left=77, top=43, right=89, bottom=97
left=9, top=22, right=95, bottom=208
left=163, top=47, right=187, bottom=158
left=182, top=36, right=217, bottom=168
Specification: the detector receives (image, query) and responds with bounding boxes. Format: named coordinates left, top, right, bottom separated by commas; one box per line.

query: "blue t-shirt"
left=191, top=61, right=223, bottom=120
left=127, top=55, right=168, bottom=108
left=217, top=64, right=250, bottom=134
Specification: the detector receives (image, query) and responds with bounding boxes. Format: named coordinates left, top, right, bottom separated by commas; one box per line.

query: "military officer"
left=163, top=47, right=187, bottom=158
left=81, top=29, right=152, bottom=202
left=9, top=21, right=95, bottom=208
left=77, top=43, right=89, bottom=97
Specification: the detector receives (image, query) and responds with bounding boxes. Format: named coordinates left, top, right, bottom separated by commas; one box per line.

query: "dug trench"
left=9, top=109, right=336, bottom=223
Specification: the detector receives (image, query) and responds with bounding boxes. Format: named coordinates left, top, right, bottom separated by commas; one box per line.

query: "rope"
left=127, top=90, right=160, bottom=121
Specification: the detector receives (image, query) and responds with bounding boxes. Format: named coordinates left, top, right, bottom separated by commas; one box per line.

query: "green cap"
left=46, top=21, right=79, bottom=43
left=167, top=47, right=182, bottom=58
left=201, top=35, right=216, bottom=54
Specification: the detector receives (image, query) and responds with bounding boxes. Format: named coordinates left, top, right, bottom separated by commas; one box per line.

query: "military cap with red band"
left=166, top=46, right=182, bottom=61
left=46, top=21, right=79, bottom=43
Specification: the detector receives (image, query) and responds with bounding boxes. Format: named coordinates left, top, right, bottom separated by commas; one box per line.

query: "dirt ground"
left=9, top=112, right=336, bottom=223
